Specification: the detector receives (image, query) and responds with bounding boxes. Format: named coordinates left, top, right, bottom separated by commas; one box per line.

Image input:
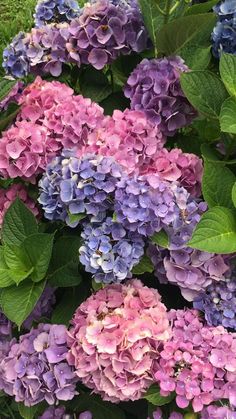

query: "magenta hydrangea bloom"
left=147, top=408, right=183, bottom=419
left=83, top=109, right=166, bottom=175
left=0, top=183, right=39, bottom=225
left=67, top=279, right=170, bottom=403
left=154, top=309, right=236, bottom=413
left=0, top=323, right=78, bottom=406
left=124, top=56, right=197, bottom=136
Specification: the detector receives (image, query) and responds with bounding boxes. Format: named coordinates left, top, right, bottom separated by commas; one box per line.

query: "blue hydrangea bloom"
left=79, top=217, right=145, bottom=283
left=212, top=0, right=236, bottom=57
left=2, top=32, right=30, bottom=78
left=34, top=0, right=81, bottom=27
left=38, top=152, right=123, bottom=226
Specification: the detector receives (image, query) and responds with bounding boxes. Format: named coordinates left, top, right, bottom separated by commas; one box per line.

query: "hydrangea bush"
left=0, top=0, right=236, bottom=418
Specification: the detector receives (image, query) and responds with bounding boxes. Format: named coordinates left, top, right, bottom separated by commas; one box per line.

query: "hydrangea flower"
left=0, top=183, right=39, bottom=225
left=124, top=56, right=197, bottom=136
left=194, top=277, right=236, bottom=330
left=67, top=0, right=149, bottom=70
left=212, top=0, right=236, bottom=57
left=67, top=279, right=170, bottom=402
left=23, top=287, right=56, bottom=330
left=79, top=217, right=145, bottom=283
left=201, top=404, right=236, bottom=418
left=83, top=109, right=166, bottom=175
left=39, top=406, right=66, bottom=419
left=147, top=408, right=184, bottom=419
left=0, top=323, right=78, bottom=406
left=34, top=0, right=81, bottom=28
left=2, top=32, right=30, bottom=78
left=38, top=153, right=123, bottom=225
left=154, top=309, right=236, bottom=413
left=0, top=81, right=24, bottom=111
left=0, top=311, right=12, bottom=342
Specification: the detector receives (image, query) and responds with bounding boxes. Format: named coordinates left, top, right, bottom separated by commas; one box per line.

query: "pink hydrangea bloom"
left=67, top=279, right=170, bottom=403
left=82, top=109, right=166, bottom=174
left=154, top=309, right=236, bottom=413
left=145, top=148, right=203, bottom=197
left=201, top=404, right=236, bottom=418
left=0, top=183, right=39, bottom=225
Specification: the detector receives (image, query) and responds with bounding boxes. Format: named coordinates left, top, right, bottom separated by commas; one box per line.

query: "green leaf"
left=101, top=92, right=130, bottom=116
left=138, top=0, right=165, bottom=54
left=132, top=255, right=154, bottom=275
left=232, top=182, right=236, bottom=208
left=0, top=78, right=17, bottom=102
left=0, top=248, right=15, bottom=288
left=48, top=236, right=82, bottom=287
left=4, top=244, right=32, bottom=271
left=220, top=97, right=236, bottom=134
left=156, top=13, right=216, bottom=55
left=18, top=403, right=42, bottom=419
left=180, top=45, right=211, bottom=70
left=143, top=384, right=175, bottom=406
left=202, top=160, right=236, bottom=208
left=1, top=280, right=45, bottom=327
left=188, top=206, right=236, bottom=253
left=185, top=0, right=218, bottom=15
left=80, top=67, right=112, bottom=103
left=2, top=198, right=38, bottom=247
left=67, top=212, right=86, bottom=225
left=70, top=394, right=125, bottom=419
left=0, top=103, right=20, bottom=133
left=111, top=54, right=141, bottom=87
left=22, top=233, right=54, bottom=282
left=151, top=230, right=169, bottom=248
left=51, top=285, right=87, bottom=326
left=219, top=53, right=236, bottom=97
left=180, top=71, right=228, bottom=118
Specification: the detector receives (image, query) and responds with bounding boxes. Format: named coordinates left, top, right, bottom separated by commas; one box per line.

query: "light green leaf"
left=185, top=0, right=218, bottom=15
left=220, top=97, right=236, bottom=134
left=67, top=212, right=86, bottom=225
left=0, top=247, right=15, bottom=288
left=4, top=244, right=32, bottom=271
left=219, top=53, right=236, bottom=97
left=0, top=78, right=17, bottom=102
left=232, top=182, right=236, bottom=208
left=156, top=13, right=216, bottom=55
left=180, top=71, right=228, bottom=118
left=180, top=45, right=211, bottom=70
left=151, top=230, right=169, bottom=248
left=1, top=280, right=45, bottom=327
left=18, top=402, right=46, bottom=419
left=143, top=384, right=175, bottom=406
left=202, top=160, right=236, bottom=208
left=2, top=198, right=38, bottom=247
left=188, top=206, right=236, bottom=253
left=132, top=255, right=154, bottom=275
left=138, top=0, right=166, bottom=54
left=22, top=233, right=54, bottom=282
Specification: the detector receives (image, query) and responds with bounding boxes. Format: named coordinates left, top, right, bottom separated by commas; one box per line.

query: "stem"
left=169, top=0, right=180, bottom=16
left=164, top=0, right=172, bottom=24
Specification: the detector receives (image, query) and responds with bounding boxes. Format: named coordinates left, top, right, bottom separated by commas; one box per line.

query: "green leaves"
left=185, top=0, right=218, bottom=15
left=188, top=207, right=236, bottom=253
left=18, top=403, right=45, bottom=419
left=219, top=53, right=236, bottom=97
left=0, top=248, right=15, bottom=288
left=220, top=97, right=236, bottom=134
left=180, top=71, right=228, bottom=118
left=138, top=0, right=165, bottom=54
left=80, top=67, right=112, bottom=103
left=1, top=280, right=46, bottom=327
left=232, top=182, right=236, bottom=207
left=132, top=255, right=154, bottom=275
left=202, top=160, right=236, bottom=208
left=156, top=13, right=216, bottom=55
left=151, top=230, right=169, bottom=248
left=0, top=78, right=17, bottom=102
left=143, top=384, right=175, bottom=406
left=71, top=394, right=125, bottom=419
left=22, top=233, right=54, bottom=282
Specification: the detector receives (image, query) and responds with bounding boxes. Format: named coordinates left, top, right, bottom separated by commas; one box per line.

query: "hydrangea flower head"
left=79, top=217, right=145, bottom=283
left=67, top=279, right=170, bottom=402
left=39, top=406, right=66, bottom=419
left=124, top=56, right=197, bottom=136
left=201, top=404, right=236, bottom=418
left=34, top=0, right=81, bottom=27
left=212, top=0, right=236, bottom=57
left=0, top=323, right=78, bottom=406
left=2, top=32, right=30, bottom=78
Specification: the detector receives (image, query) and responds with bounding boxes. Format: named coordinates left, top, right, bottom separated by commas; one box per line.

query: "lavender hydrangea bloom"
left=114, top=174, right=177, bottom=237
left=0, top=311, right=12, bottom=339
left=124, top=56, right=197, bottom=136
left=212, top=0, right=236, bottom=57
left=0, top=323, right=78, bottom=406
left=194, top=277, right=236, bottom=330
left=23, top=287, right=56, bottom=330
left=38, top=153, right=123, bottom=226
left=34, top=0, right=81, bottom=28
left=2, top=32, right=30, bottom=78
left=39, top=406, right=66, bottom=419
left=67, top=0, right=149, bottom=70
left=79, top=217, right=145, bottom=283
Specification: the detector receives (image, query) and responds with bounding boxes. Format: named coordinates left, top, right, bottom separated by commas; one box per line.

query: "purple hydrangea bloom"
left=39, top=405, right=66, bottom=419
left=0, top=323, right=78, bottom=406
left=38, top=152, right=123, bottom=226
left=114, top=174, right=177, bottom=237
left=0, top=311, right=12, bottom=339
left=67, top=0, right=149, bottom=70
left=212, top=0, right=236, bottom=57
left=34, top=0, right=81, bottom=28
left=23, top=287, right=56, bottom=330
left=79, top=412, right=93, bottom=419
left=124, top=56, right=197, bottom=136
left=79, top=217, right=145, bottom=283
left=194, top=277, right=236, bottom=330
left=2, top=32, right=30, bottom=78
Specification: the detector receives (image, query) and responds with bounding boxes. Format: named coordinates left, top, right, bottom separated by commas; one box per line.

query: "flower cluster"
left=194, top=276, right=236, bottom=330
left=34, top=0, right=81, bottom=28
left=154, top=309, right=236, bottom=413
left=0, top=323, right=78, bottom=406
left=124, top=56, right=197, bottom=136
left=23, top=287, right=56, bottom=330
left=67, top=279, right=170, bottom=402
left=0, top=183, right=39, bottom=225
left=39, top=406, right=93, bottom=419
left=79, top=217, right=144, bottom=283
left=38, top=153, right=123, bottom=225
left=201, top=404, right=236, bottom=418
left=2, top=32, right=30, bottom=78
left=212, top=0, right=236, bottom=58
left=148, top=408, right=184, bottom=419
